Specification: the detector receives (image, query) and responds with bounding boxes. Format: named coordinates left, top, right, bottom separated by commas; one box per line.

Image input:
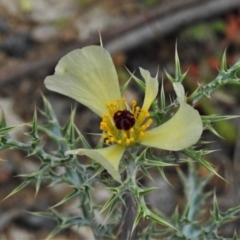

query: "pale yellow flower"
left=44, top=46, right=203, bottom=183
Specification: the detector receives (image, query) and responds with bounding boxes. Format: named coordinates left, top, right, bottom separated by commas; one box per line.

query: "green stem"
left=121, top=192, right=137, bottom=240
left=188, top=62, right=240, bottom=106
left=81, top=193, right=99, bottom=238
left=120, top=153, right=138, bottom=240
left=65, top=166, right=99, bottom=239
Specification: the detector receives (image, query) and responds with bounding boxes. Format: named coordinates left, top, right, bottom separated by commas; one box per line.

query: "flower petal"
left=140, top=68, right=159, bottom=111
left=65, top=145, right=126, bottom=183
left=45, top=46, right=121, bottom=116
left=140, top=83, right=203, bottom=151
left=173, top=82, right=185, bottom=102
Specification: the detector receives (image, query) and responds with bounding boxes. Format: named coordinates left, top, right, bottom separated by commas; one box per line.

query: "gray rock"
left=29, top=0, right=79, bottom=23
left=145, top=175, right=177, bottom=216
left=0, top=16, right=10, bottom=34
left=1, top=32, right=32, bottom=57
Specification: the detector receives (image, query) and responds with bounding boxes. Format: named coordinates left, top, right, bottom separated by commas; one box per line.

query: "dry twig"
left=0, top=0, right=240, bottom=85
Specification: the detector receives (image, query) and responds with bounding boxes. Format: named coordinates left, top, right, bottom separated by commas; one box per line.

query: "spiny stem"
left=121, top=192, right=137, bottom=240
left=188, top=58, right=240, bottom=105
left=121, top=155, right=138, bottom=240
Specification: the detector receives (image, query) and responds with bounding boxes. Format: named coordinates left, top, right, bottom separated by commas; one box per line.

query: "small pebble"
left=32, top=24, right=58, bottom=43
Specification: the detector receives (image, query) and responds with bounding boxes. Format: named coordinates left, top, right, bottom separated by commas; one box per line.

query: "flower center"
left=113, top=110, right=135, bottom=130
left=100, top=98, right=152, bottom=146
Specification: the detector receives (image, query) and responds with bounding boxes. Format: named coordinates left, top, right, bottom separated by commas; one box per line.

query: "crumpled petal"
left=45, top=46, right=121, bottom=117
left=140, top=68, right=159, bottom=111
left=65, top=144, right=126, bottom=183
left=139, top=83, right=203, bottom=151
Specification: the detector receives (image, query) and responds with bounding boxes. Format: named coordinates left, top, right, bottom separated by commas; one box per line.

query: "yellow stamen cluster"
left=100, top=98, right=153, bottom=146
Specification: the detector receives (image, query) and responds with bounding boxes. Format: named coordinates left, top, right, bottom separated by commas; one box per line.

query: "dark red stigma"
left=113, top=110, right=135, bottom=131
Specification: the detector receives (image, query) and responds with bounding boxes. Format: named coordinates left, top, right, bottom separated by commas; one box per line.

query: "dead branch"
left=0, top=0, right=240, bottom=85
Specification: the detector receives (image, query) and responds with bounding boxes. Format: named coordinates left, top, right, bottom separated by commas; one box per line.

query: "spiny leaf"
left=172, top=206, right=180, bottom=226
left=138, top=199, right=177, bottom=231
left=184, top=149, right=225, bottom=181
left=120, top=75, right=132, bottom=94
left=35, top=175, right=42, bottom=197
left=220, top=48, right=227, bottom=72
left=62, top=107, right=77, bottom=144
left=49, top=189, right=80, bottom=209
left=0, top=125, right=23, bottom=135
left=40, top=94, right=58, bottom=122
left=202, top=115, right=239, bottom=123
left=205, top=123, right=224, bottom=139
left=98, top=187, right=122, bottom=225
left=164, top=44, right=188, bottom=84
left=144, top=159, right=177, bottom=167
left=88, top=166, right=105, bottom=182
left=125, top=68, right=146, bottom=91
left=233, top=230, right=238, bottom=240
left=157, top=166, right=173, bottom=187
left=99, top=193, right=119, bottom=214
left=175, top=43, right=181, bottom=80
left=138, top=187, right=159, bottom=197
left=45, top=227, right=63, bottom=240
left=29, top=107, right=39, bottom=139
left=197, top=158, right=224, bottom=181
left=2, top=180, right=31, bottom=201
left=222, top=205, right=240, bottom=219
left=164, top=69, right=175, bottom=83
left=139, top=165, right=153, bottom=181
left=132, top=207, right=143, bottom=234
left=160, top=78, right=166, bottom=110
left=0, top=108, right=7, bottom=128
left=75, top=127, right=91, bottom=149
left=147, top=210, right=177, bottom=231
left=30, top=211, right=57, bottom=220
left=83, top=185, right=93, bottom=212
left=212, top=192, right=220, bottom=221
left=176, top=165, right=187, bottom=184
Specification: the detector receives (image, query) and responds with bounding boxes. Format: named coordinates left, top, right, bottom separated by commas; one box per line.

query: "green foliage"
left=53, top=18, right=70, bottom=29
left=180, top=21, right=225, bottom=42
left=168, top=163, right=240, bottom=240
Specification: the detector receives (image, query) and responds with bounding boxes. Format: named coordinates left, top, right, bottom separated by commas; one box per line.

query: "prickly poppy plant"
left=1, top=43, right=240, bottom=240
left=44, top=45, right=202, bottom=182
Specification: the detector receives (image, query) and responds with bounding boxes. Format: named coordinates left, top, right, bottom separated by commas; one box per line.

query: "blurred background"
left=0, top=0, right=240, bottom=239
